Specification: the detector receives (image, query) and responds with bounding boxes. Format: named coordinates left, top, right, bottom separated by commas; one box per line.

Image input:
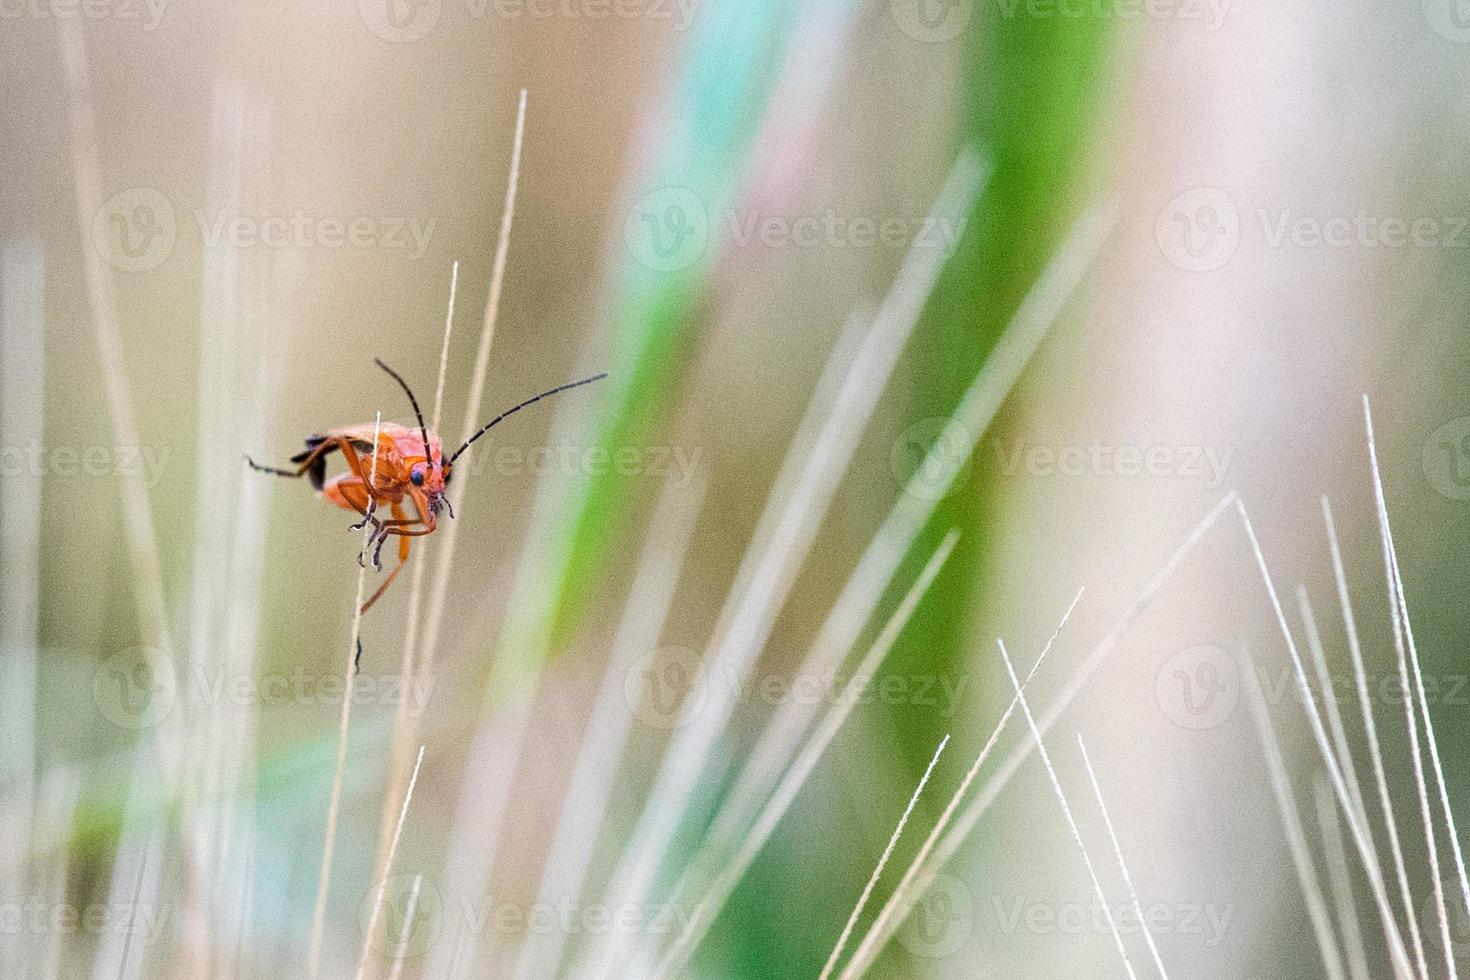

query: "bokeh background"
left=3, top=0, right=1470, bottom=976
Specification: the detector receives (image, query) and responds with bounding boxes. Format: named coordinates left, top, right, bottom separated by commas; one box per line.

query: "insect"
left=247, top=358, right=607, bottom=616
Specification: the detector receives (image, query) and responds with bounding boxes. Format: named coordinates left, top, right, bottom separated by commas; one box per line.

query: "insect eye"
left=410, top=467, right=425, bottom=486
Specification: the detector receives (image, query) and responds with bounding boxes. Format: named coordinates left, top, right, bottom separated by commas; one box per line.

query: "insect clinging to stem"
left=246, top=358, right=608, bottom=616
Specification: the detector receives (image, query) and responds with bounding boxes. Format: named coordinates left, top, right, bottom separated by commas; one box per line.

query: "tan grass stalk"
left=848, top=493, right=1236, bottom=970
left=1241, top=651, right=1348, bottom=980
left=1076, top=734, right=1170, bottom=980
left=510, top=470, right=707, bottom=980
left=357, top=745, right=426, bottom=980
left=1236, top=499, right=1415, bottom=979
left=994, top=639, right=1138, bottom=980
left=839, top=588, right=1082, bottom=980
left=1297, top=585, right=1371, bottom=834
left=377, top=90, right=526, bottom=889
left=817, top=734, right=950, bottom=980
left=1322, top=494, right=1423, bottom=978
left=374, top=259, right=458, bottom=877
left=1364, top=395, right=1467, bottom=976
left=649, top=532, right=963, bottom=980
left=386, top=874, right=423, bottom=980
left=306, top=413, right=383, bottom=980
left=1316, top=772, right=1374, bottom=980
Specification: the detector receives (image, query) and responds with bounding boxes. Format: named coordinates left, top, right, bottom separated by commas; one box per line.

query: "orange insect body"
left=248, top=359, right=606, bottom=617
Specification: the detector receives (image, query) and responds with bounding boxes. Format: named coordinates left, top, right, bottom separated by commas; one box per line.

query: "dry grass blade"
left=995, top=639, right=1137, bottom=980
left=1322, top=494, right=1423, bottom=979
left=1241, top=650, right=1348, bottom=980
left=1364, top=395, right=1466, bottom=977
left=1316, top=772, right=1373, bottom=980
left=387, top=874, right=423, bottom=980
left=1236, top=499, right=1416, bottom=979
left=357, top=745, right=426, bottom=980
left=817, top=734, right=950, bottom=980
left=306, top=412, right=383, bottom=980
left=1076, top=734, right=1170, bottom=980
left=839, top=588, right=1082, bottom=980
left=1297, top=584, right=1371, bottom=835
left=511, top=470, right=707, bottom=980
left=375, top=258, right=459, bottom=878
left=649, top=531, right=961, bottom=980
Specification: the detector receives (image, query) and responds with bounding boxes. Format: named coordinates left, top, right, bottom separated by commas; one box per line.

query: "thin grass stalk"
left=306, top=412, right=383, bottom=980
left=357, top=745, right=426, bottom=980
left=1241, top=651, right=1348, bottom=980
left=0, top=241, right=43, bottom=980
left=995, top=639, right=1138, bottom=980
left=649, top=532, right=962, bottom=980
left=817, top=734, right=950, bottom=980
left=851, top=493, right=1235, bottom=969
left=839, top=589, right=1082, bottom=980
left=386, top=874, right=423, bottom=980
left=374, top=259, right=458, bottom=879
left=1364, top=395, right=1467, bottom=975
left=1316, top=772, right=1374, bottom=980
left=1323, top=494, right=1423, bottom=978
left=1297, top=584, right=1372, bottom=835
left=31, top=768, right=79, bottom=980
left=1076, top=734, right=1170, bottom=980
left=511, top=470, right=707, bottom=980
left=1236, top=499, right=1416, bottom=979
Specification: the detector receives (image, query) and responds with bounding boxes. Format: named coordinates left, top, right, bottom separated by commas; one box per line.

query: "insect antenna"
left=448, top=372, right=608, bottom=465
left=373, top=358, right=432, bottom=470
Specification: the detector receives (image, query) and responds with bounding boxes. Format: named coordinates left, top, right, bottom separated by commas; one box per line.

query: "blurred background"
left=3, top=0, right=1470, bottom=976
